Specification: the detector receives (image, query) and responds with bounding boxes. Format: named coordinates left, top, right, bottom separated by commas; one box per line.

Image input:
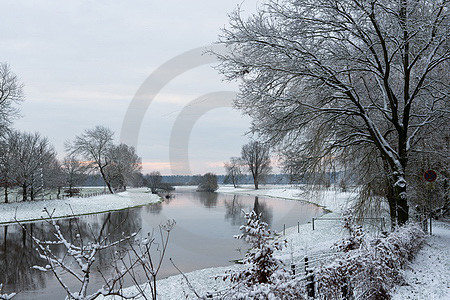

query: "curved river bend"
left=0, top=188, right=324, bottom=299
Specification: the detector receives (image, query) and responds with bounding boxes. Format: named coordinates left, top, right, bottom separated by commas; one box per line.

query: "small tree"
left=224, top=157, right=242, bottom=188
left=196, top=173, right=218, bottom=192
left=241, top=141, right=271, bottom=189
left=62, top=156, right=88, bottom=197
left=220, top=211, right=304, bottom=299
left=147, top=171, right=163, bottom=194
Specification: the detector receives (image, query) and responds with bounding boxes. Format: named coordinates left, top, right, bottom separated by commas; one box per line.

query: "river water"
left=0, top=188, right=324, bottom=299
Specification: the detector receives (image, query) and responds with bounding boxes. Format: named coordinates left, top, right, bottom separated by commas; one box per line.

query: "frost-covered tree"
left=224, top=157, right=242, bottom=188
left=0, top=136, right=18, bottom=203
left=220, top=210, right=304, bottom=299
left=241, top=141, right=271, bottom=190
left=214, top=0, right=449, bottom=224
left=9, top=131, right=57, bottom=201
left=0, top=63, right=23, bottom=137
left=66, top=126, right=115, bottom=193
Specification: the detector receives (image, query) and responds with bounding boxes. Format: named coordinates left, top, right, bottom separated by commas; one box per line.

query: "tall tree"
left=241, top=141, right=272, bottom=190
left=215, top=0, right=449, bottom=224
left=66, top=126, right=115, bottom=193
left=0, top=63, right=23, bottom=137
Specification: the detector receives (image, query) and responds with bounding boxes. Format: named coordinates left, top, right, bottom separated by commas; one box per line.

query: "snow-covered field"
left=0, top=188, right=161, bottom=224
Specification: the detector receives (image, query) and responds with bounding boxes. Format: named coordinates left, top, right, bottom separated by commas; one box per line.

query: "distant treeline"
left=81, top=172, right=347, bottom=187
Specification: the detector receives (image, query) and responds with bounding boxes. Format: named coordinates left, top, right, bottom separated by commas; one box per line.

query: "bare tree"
left=0, top=63, right=23, bottom=137
left=224, top=157, right=242, bottom=188
left=62, top=155, right=88, bottom=197
left=66, top=126, right=115, bottom=193
left=214, top=0, right=449, bottom=224
left=146, top=171, right=162, bottom=194
left=9, top=131, right=57, bottom=201
left=0, top=135, right=18, bottom=203
left=241, top=141, right=271, bottom=190
left=105, top=143, right=142, bottom=191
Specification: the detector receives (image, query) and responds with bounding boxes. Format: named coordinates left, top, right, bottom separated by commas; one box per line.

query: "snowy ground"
left=150, top=185, right=449, bottom=299
left=0, top=188, right=161, bottom=224
left=391, top=221, right=450, bottom=299
left=143, top=185, right=356, bottom=299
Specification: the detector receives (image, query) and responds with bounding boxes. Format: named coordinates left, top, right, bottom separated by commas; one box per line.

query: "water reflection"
left=224, top=195, right=246, bottom=225
left=0, top=210, right=141, bottom=297
left=253, top=196, right=273, bottom=227
left=0, top=224, right=48, bottom=293
left=0, top=190, right=324, bottom=299
left=197, top=192, right=218, bottom=208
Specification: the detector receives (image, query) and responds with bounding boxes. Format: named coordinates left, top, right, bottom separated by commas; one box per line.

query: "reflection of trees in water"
left=224, top=195, right=246, bottom=226
left=0, top=224, right=49, bottom=294
left=0, top=209, right=143, bottom=294
left=197, top=192, right=218, bottom=208
left=145, top=195, right=173, bottom=215
left=224, top=196, right=273, bottom=228
left=146, top=202, right=163, bottom=214
left=253, top=197, right=273, bottom=227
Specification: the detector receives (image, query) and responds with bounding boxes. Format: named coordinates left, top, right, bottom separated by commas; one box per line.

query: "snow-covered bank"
left=145, top=186, right=355, bottom=299
left=0, top=188, right=161, bottom=224
left=150, top=185, right=449, bottom=299
left=216, top=184, right=354, bottom=213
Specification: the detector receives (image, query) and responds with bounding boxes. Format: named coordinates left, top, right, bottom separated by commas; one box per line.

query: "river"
left=0, top=187, right=324, bottom=299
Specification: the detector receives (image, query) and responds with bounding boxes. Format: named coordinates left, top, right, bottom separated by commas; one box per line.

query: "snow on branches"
left=317, top=213, right=425, bottom=300
left=0, top=284, right=15, bottom=300
left=16, top=208, right=175, bottom=300
left=221, top=210, right=305, bottom=299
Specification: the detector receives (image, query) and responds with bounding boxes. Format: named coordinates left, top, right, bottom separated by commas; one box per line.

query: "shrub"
left=196, top=173, right=218, bottom=192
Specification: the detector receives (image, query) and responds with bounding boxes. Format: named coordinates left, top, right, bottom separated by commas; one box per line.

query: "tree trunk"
left=22, top=184, right=27, bottom=201
left=253, top=172, right=259, bottom=190
left=4, top=186, right=8, bottom=204
left=99, top=167, right=114, bottom=194
left=393, top=173, right=409, bottom=226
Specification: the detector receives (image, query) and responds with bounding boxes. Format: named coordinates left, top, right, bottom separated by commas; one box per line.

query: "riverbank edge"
left=142, top=185, right=352, bottom=299
left=0, top=189, right=163, bottom=225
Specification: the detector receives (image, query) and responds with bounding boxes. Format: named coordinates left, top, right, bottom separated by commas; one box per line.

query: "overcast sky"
left=1, top=0, right=265, bottom=175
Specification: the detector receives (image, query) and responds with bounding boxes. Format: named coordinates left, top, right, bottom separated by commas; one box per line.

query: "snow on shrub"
left=316, top=213, right=425, bottom=300
left=221, top=210, right=305, bottom=299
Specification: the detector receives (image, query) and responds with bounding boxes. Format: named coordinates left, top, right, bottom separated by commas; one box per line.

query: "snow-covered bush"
left=316, top=219, right=425, bottom=300
left=220, top=210, right=305, bottom=299
left=0, top=284, right=15, bottom=300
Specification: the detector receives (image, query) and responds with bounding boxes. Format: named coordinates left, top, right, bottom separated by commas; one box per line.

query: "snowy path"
left=0, top=188, right=161, bottom=224
left=391, top=221, right=450, bottom=300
